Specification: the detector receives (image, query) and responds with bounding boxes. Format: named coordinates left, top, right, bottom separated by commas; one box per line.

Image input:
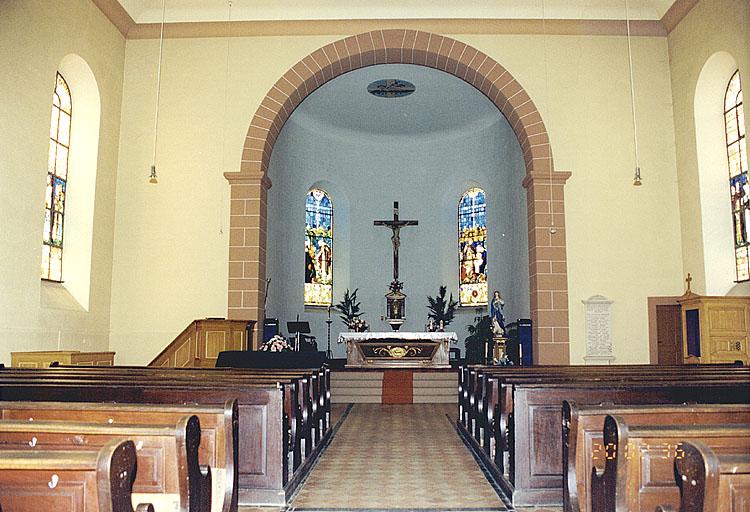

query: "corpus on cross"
left=374, top=201, right=418, bottom=283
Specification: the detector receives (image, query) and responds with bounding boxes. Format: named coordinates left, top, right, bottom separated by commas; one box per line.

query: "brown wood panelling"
left=149, top=319, right=249, bottom=367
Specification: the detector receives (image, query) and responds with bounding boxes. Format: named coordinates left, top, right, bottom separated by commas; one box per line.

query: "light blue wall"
left=266, top=65, right=528, bottom=357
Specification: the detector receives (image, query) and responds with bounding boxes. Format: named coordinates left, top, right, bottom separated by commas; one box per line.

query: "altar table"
left=339, top=331, right=457, bottom=368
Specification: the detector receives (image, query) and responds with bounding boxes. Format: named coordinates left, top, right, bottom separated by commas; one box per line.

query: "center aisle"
left=291, top=403, right=505, bottom=511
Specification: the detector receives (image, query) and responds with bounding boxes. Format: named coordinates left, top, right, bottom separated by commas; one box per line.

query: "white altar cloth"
left=339, top=331, right=456, bottom=368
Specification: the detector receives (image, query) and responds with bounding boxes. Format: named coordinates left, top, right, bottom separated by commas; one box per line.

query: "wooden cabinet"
left=11, top=350, right=115, bottom=368
left=678, top=294, right=750, bottom=364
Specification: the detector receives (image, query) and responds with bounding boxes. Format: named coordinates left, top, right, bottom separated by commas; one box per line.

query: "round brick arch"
left=224, top=29, right=572, bottom=364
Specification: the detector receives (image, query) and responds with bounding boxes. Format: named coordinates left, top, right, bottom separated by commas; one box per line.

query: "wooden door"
left=656, top=304, right=683, bottom=365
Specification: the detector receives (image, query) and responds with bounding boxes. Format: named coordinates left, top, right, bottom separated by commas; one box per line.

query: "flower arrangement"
left=259, top=335, right=292, bottom=352
left=334, top=288, right=364, bottom=329
left=348, top=317, right=369, bottom=332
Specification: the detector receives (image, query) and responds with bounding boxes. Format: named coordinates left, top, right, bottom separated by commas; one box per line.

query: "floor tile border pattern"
left=291, top=508, right=506, bottom=511
left=448, top=414, right=515, bottom=510
left=285, top=404, right=355, bottom=506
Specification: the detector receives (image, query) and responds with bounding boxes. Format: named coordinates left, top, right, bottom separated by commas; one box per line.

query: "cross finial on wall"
left=685, top=273, right=692, bottom=293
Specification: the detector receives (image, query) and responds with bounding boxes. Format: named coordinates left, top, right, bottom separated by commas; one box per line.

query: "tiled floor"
left=239, top=404, right=563, bottom=512
left=291, top=404, right=504, bottom=511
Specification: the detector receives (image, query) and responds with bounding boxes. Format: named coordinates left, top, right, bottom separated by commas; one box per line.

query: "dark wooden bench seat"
left=0, top=365, right=329, bottom=488
left=0, top=370, right=328, bottom=507
left=0, top=439, right=154, bottom=512
left=656, top=440, right=750, bottom=512
left=2, top=366, right=330, bottom=466
left=562, top=402, right=750, bottom=512
left=0, top=415, right=207, bottom=512
left=460, top=365, right=750, bottom=464
left=460, top=365, right=750, bottom=442
left=591, top=416, right=750, bottom=512
left=455, top=365, right=750, bottom=507
left=0, top=400, right=235, bottom=512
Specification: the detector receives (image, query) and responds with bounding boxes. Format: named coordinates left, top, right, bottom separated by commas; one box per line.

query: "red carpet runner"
left=381, top=370, right=413, bottom=404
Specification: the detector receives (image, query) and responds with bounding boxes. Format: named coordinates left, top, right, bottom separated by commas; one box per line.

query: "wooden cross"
left=685, top=273, right=692, bottom=293
left=374, top=201, right=418, bottom=282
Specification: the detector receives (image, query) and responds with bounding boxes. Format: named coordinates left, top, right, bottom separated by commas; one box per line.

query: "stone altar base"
left=330, top=369, right=457, bottom=404
left=339, top=331, right=456, bottom=369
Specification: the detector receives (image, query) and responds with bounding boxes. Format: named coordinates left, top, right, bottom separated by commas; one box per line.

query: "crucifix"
left=374, top=201, right=419, bottom=283
left=375, top=202, right=419, bottom=330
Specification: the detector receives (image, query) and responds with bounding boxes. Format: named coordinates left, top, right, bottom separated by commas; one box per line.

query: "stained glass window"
left=42, top=72, right=71, bottom=282
left=459, top=188, right=488, bottom=306
left=305, top=189, right=333, bottom=306
left=725, top=71, right=749, bottom=281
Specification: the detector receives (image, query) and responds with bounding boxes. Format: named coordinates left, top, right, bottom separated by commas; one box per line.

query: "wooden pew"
left=461, top=365, right=750, bottom=446
left=0, top=415, right=205, bottom=512
left=562, top=402, right=750, bottom=512
left=0, top=365, right=330, bottom=485
left=0, top=400, right=235, bottom=512
left=0, top=439, right=155, bottom=512
left=476, top=368, right=750, bottom=468
left=590, top=415, right=750, bottom=512
left=655, top=441, right=750, bottom=512
left=459, top=364, right=749, bottom=432
left=17, top=365, right=330, bottom=463
left=461, top=365, right=750, bottom=466
left=0, top=370, right=325, bottom=507
left=455, top=366, right=750, bottom=507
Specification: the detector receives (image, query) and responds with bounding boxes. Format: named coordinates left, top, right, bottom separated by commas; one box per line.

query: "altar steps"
left=330, top=370, right=458, bottom=404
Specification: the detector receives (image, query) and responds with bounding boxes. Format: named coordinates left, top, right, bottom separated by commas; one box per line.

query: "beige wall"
left=0, top=0, right=125, bottom=364
left=668, top=0, right=750, bottom=296
left=110, top=30, right=682, bottom=364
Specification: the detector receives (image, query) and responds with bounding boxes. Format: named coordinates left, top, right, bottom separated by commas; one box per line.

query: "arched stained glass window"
left=42, top=72, right=72, bottom=282
left=459, top=188, right=488, bottom=306
left=305, top=189, right=333, bottom=305
left=725, top=70, right=748, bottom=281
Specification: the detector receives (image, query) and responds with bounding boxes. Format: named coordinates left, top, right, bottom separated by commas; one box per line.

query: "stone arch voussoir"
left=226, top=30, right=571, bottom=363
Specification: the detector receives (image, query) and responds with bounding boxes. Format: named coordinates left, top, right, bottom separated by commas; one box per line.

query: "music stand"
left=287, top=321, right=311, bottom=351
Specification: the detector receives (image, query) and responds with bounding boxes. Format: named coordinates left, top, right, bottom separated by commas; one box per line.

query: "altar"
left=339, top=331, right=457, bottom=368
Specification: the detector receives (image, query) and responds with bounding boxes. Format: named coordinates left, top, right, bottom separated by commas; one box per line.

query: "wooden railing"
left=149, top=318, right=253, bottom=367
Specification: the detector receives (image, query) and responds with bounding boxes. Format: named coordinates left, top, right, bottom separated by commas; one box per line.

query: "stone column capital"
left=224, top=171, right=273, bottom=190
left=522, top=170, right=572, bottom=189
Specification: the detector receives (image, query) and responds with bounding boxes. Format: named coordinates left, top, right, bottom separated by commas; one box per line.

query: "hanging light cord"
left=625, top=0, right=641, bottom=184
left=150, top=0, right=167, bottom=178
left=542, top=0, right=557, bottom=233
left=219, top=0, right=233, bottom=234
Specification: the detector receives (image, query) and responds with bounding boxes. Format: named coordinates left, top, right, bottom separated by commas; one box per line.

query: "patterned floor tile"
left=291, top=404, right=506, bottom=510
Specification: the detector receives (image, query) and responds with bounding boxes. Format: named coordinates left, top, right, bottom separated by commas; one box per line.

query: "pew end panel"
left=565, top=403, right=750, bottom=512
left=0, top=398, right=237, bottom=512
left=671, top=441, right=750, bottom=512
left=595, top=416, right=750, bottom=512
left=0, top=418, right=195, bottom=511
left=0, top=439, right=153, bottom=512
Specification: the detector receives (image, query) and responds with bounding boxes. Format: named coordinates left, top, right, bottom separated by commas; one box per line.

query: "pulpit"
left=339, top=331, right=456, bottom=368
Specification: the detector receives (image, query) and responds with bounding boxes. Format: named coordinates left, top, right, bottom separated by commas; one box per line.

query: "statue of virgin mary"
left=490, top=291, right=505, bottom=336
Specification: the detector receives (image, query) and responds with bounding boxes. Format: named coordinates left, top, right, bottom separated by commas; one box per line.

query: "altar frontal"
left=340, top=331, right=456, bottom=368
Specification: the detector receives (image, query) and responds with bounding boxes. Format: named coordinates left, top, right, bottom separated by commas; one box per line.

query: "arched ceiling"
left=286, top=64, right=501, bottom=137
left=118, top=0, right=677, bottom=24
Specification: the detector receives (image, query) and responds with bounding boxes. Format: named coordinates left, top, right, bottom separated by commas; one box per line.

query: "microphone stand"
left=325, top=306, right=333, bottom=359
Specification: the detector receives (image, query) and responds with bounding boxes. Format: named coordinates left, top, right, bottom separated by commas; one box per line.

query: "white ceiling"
left=118, top=0, right=678, bottom=24
left=287, top=64, right=501, bottom=137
